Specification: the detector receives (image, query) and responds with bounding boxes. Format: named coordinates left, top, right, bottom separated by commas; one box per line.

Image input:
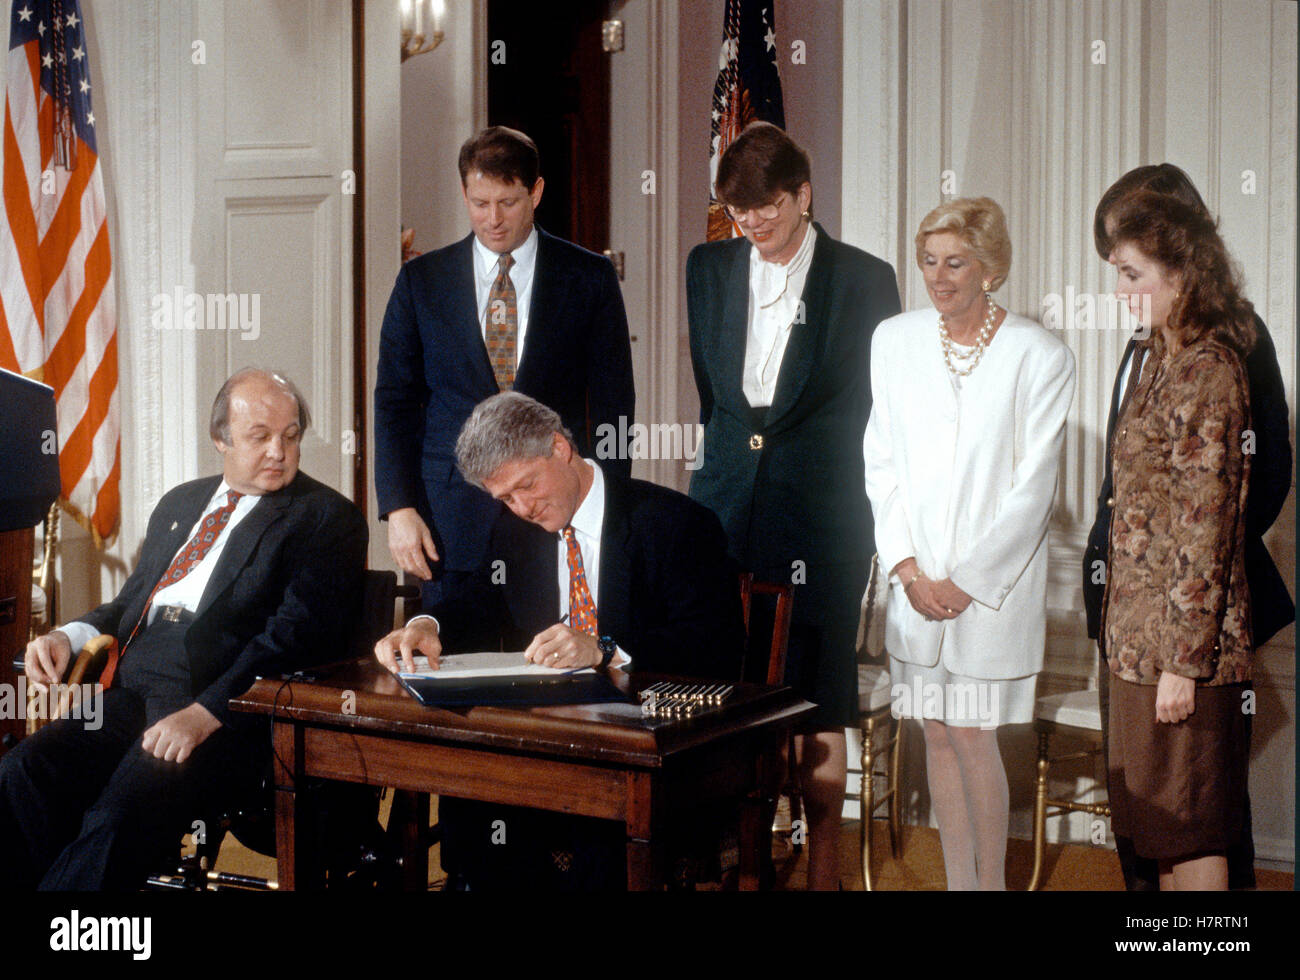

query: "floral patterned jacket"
left=1102, top=333, right=1252, bottom=686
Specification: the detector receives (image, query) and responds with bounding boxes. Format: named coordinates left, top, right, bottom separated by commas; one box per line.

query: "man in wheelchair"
left=0, top=368, right=367, bottom=890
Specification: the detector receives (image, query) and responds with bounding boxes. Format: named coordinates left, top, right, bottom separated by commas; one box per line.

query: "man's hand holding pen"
left=524, top=613, right=602, bottom=670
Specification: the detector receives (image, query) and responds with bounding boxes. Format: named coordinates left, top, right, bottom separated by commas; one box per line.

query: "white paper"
left=397, top=651, right=595, bottom=682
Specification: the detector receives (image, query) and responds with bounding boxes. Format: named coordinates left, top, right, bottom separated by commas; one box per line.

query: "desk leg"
left=739, top=729, right=783, bottom=891
left=625, top=771, right=663, bottom=891
left=272, top=720, right=314, bottom=891
left=392, top=790, right=430, bottom=891
left=738, top=795, right=764, bottom=891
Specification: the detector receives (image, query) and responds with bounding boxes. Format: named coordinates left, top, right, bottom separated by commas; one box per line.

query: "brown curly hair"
left=1092, top=163, right=1208, bottom=260
left=1108, top=191, right=1256, bottom=354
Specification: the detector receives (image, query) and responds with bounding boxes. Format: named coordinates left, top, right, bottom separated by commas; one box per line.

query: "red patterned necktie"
left=563, top=525, right=598, bottom=636
left=100, top=489, right=244, bottom=688
left=485, top=253, right=517, bottom=391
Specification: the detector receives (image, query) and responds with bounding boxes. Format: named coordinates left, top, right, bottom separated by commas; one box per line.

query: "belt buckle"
left=748, top=434, right=764, bottom=450
left=161, top=606, right=183, bottom=623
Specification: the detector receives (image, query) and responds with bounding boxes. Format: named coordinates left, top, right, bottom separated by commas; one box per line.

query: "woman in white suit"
left=863, top=197, right=1074, bottom=890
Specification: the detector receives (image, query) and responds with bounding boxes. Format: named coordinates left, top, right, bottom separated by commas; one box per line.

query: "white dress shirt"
left=1116, top=340, right=1141, bottom=408
left=742, top=222, right=816, bottom=407
left=59, top=483, right=261, bottom=653
left=472, top=226, right=538, bottom=368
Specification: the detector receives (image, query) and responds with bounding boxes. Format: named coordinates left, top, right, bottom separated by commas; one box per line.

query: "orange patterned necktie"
left=100, top=489, right=244, bottom=688
left=563, top=526, right=598, bottom=636
left=485, top=253, right=517, bottom=391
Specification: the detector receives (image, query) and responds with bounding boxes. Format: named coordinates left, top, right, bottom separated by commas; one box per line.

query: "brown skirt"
left=1107, top=677, right=1250, bottom=860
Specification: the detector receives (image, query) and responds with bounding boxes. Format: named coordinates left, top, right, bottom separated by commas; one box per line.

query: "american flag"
left=1, top=0, right=118, bottom=544
left=706, top=0, right=786, bottom=242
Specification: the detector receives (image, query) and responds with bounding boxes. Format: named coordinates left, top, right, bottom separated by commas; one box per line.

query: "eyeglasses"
left=724, top=194, right=789, bottom=224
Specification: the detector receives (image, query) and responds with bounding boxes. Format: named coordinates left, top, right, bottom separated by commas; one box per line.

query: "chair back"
left=737, top=572, right=794, bottom=686
left=29, top=503, right=60, bottom=638
left=856, top=553, right=888, bottom=662
left=350, top=569, right=423, bottom=661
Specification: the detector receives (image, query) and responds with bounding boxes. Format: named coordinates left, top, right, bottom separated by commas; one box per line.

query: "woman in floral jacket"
left=1102, top=190, right=1256, bottom=892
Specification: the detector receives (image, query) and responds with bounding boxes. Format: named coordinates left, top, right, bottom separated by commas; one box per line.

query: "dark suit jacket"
left=373, top=228, right=635, bottom=575
left=430, top=470, right=744, bottom=681
left=685, top=225, right=901, bottom=590
left=1083, top=313, right=1293, bottom=647
left=80, top=471, right=368, bottom=730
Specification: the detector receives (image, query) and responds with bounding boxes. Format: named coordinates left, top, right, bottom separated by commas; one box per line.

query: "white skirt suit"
left=863, top=308, right=1075, bottom=725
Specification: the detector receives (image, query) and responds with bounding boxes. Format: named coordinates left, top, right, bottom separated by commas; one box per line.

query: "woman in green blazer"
left=686, top=122, right=901, bottom=889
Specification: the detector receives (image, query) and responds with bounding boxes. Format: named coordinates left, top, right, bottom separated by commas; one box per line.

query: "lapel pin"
left=170, top=521, right=179, bottom=531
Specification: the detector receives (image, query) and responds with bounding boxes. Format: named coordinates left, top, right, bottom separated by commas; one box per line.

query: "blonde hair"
left=914, top=197, right=1012, bottom=291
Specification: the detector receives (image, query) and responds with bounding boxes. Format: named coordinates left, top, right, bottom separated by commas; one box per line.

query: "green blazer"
left=686, top=224, right=901, bottom=593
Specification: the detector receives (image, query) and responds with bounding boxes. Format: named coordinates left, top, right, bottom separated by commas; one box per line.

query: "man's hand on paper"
left=374, top=616, right=443, bottom=673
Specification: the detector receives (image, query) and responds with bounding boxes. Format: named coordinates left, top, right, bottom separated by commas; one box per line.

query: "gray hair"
left=209, top=367, right=311, bottom=444
left=455, top=392, right=574, bottom=488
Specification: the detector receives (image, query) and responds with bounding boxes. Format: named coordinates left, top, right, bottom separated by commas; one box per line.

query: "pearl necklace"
left=938, top=292, right=998, bottom=376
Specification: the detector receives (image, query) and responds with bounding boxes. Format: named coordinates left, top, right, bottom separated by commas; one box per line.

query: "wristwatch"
left=597, top=635, right=617, bottom=669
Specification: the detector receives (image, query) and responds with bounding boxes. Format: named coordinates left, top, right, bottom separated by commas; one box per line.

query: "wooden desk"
left=230, top=658, right=813, bottom=890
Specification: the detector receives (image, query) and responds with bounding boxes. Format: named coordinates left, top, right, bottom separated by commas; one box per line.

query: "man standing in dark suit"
left=375, top=392, right=744, bottom=888
left=0, top=369, right=367, bottom=890
left=374, top=126, right=635, bottom=610
left=1083, top=165, right=1293, bottom=891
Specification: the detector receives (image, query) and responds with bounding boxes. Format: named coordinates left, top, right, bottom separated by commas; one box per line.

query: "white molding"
left=156, top=1, right=201, bottom=497
left=840, top=0, right=902, bottom=270
left=608, top=0, right=682, bottom=490
left=645, top=0, right=682, bottom=490
left=472, top=0, right=488, bottom=131
left=363, top=0, right=402, bottom=571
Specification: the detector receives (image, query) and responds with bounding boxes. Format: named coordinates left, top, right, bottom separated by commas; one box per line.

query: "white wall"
left=843, top=0, right=1296, bottom=869
left=398, top=0, right=484, bottom=259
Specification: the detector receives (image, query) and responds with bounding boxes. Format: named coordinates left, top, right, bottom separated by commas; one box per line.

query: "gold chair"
left=30, top=503, right=59, bottom=640
left=1027, top=689, right=1111, bottom=891
left=854, top=553, right=902, bottom=889
left=857, top=664, right=902, bottom=889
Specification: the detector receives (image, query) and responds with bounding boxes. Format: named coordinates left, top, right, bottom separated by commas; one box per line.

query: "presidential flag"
left=1, top=0, right=118, bottom=544
left=706, top=0, right=786, bottom=241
